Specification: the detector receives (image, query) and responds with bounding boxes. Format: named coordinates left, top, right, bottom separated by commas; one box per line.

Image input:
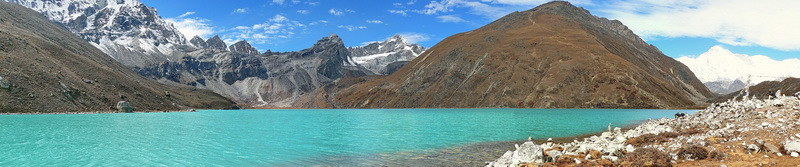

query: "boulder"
left=116, top=101, right=133, bottom=113
left=764, top=143, right=781, bottom=154
left=514, top=141, right=544, bottom=163
left=785, top=141, right=800, bottom=153
left=0, top=76, right=9, bottom=89
left=792, top=152, right=799, bottom=158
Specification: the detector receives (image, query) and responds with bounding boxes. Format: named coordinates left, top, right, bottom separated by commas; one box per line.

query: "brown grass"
left=620, top=148, right=672, bottom=167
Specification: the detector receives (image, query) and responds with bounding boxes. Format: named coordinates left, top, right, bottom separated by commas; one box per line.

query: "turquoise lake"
left=0, top=109, right=695, bottom=166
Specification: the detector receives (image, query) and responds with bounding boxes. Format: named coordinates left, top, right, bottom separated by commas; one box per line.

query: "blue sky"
left=143, top=0, right=800, bottom=60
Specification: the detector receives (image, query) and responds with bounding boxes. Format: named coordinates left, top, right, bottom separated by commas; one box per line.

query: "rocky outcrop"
left=0, top=1, right=235, bottom=113
left=489, top=95, right=800, bottom=166
left=308, top=1, right=712, bottom=109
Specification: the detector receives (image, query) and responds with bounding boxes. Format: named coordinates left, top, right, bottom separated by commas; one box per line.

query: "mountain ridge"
left=296, top=1, right=712, bottom=109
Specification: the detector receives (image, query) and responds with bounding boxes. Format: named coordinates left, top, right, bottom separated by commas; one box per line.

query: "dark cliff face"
left=0, top=1, right=235, bottom=113
left=303, top=1, right=712, bottom=109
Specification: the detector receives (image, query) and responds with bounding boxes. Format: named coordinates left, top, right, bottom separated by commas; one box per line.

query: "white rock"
left=602, top=155, right=619, bottom=163
left=785, top=141, right=800, bottom=153
left=792, top=152, right=799, bottom=158
left=513, top=141, right=544, bottom=163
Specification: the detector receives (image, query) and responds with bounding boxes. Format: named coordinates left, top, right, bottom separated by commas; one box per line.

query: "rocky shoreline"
left=488, top=96, right=800, bottom=166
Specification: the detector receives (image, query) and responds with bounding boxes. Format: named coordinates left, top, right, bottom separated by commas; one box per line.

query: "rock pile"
left=488, top=96, right=800, bottom=166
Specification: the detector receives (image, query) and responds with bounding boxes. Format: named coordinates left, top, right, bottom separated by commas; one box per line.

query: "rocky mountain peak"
left=7, top=0, right=188, bottom=67
left=229, top=40, right=259, bottom=55
left=190, top=35, right=208, bottom=48
left=205, top=35, right=227, bottom=51
left=313, top=34, right=345, bottom=48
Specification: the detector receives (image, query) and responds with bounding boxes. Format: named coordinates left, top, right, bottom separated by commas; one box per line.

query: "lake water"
left=0, top=108, right=695, bottom=166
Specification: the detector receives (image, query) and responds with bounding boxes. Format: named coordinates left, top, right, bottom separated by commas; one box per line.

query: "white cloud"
left=223, top=14, right=306, bottom=45
left=411, top=0, right=592, bottom=20
left=603, top=0, right=800, bottom=51
left=297, top=10, right=310, bottom=14
left=272, top=0, right=285, bottom=5
left=177, top=12, right=195, bottom=18
left=337, top=25, right=367, bottom=31
left=329, top=8, right=354, bottom=16
left=397, top=32, right=431, bottom=43
left=436, top=15, right=467, bottom=23
left=270, top=14, right=288, bottom=22
left=233, top=8, right=248, bottom=14
left=389, top=10, right=408, bottom=16
left=366, top=20, right=384, bottom=24
left=416, top=0, right=519, bottom=19
left=308, top=20, right=328, bottom=25
left=165, top=14, right=214, bottom=39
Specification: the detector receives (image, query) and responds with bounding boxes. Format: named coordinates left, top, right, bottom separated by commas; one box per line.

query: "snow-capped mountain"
left=349, top=35, right=425, bottom=74
left=676, top=46, right=800, bottom=94
left=6, top=0, right=187, bottom=67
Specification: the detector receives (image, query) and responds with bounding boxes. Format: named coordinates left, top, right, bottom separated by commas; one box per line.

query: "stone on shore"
left=0, top=76, right=10, bottom=89
left=116, top=101, right=133, bottom=113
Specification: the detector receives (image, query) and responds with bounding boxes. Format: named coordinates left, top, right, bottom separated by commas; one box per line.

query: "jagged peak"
left=229, top=40, right=259, bottom=55
left=205, top=35, right=227, bottom=50
left=191, top=35, right=204, bottom=41
left=313, top=34, right=344, bottom=47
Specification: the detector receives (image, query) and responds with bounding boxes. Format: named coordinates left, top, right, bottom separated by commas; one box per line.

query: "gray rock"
left=747, top=144, right=760, bottom=152
left=764, top=143, right=781, bottom=154
left=0, top=76, right=9, bottom=89
left=116, top=101, right=133, bottom=113
left=546, top=150, right=562, bottom=162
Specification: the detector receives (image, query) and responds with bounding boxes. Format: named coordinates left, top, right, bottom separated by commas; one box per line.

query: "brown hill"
left=711, top=78, right=800, bottom=102
left=296, top=1, right=712, bottom=109
left=0, top=2, right=236, bottom=113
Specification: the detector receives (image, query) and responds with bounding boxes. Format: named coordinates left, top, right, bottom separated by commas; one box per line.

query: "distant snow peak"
left=677, top=45, right=800, bottom=93
left=348, top=34, right=426, bottom=74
